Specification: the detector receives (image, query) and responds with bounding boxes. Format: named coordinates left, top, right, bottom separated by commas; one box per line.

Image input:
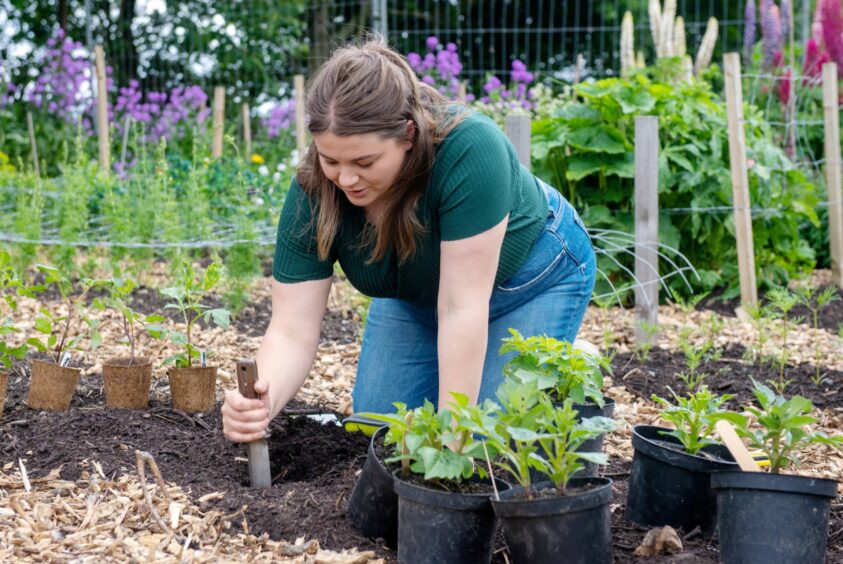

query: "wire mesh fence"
left=1, top=0, right=756, bottom=101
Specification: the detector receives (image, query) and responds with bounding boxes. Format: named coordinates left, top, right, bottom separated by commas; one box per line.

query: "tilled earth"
left=1, top=273, right=843, bottom=562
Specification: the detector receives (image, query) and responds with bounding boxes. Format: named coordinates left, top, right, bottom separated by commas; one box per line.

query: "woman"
left=222, top=40, right=595, bottom=444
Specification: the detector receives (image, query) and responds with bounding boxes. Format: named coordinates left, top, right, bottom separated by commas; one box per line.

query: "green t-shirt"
left=272, top=111, right=547, bottom=307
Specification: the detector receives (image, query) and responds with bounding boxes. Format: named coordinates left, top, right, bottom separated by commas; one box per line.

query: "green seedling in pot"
left=795, top=285, right=839, bottom=387
left=0, top=251, right=31, bottom=370
left=651, top=385, right=738, bottom=455
left=26, top=265, right=98, bottom=365
left=500, top=328, right=607, bottom=407
left=88, top=277, right=165, bottom=364
left=363, top=395, right=494, bottom=483
left=471, top=377, right=614, bottom=498
left=147, top=260, right=230, bottom=368
left=730, top=379, right=843, bottom=474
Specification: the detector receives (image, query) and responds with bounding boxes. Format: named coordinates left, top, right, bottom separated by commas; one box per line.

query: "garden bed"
left=1, top=275, right=842, bottom=562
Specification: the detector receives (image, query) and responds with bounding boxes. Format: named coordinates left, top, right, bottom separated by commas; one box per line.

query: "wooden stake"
left=241, top=103, right=252, bottom=161
left=26, top=111, right=40, bottom=177
left=505, top=114, right=531, bottom=170
left=119, top=115, right=132, bottom=171
left=294, top=74, right=307, bottom=158
left=94, top=45, right=110, bottom=174
left=723, top=53, right=758, bottom=307
left=634, top=116, right=659, bottom=346
left=714, top=420, right=760, bottom=472
left=457, top=82, right=466, bottom=103
left=823, top=62, right=843, bottom=289
left=236, top=359, right=271, bottom=488
left=212, top=86, right=225, bottom=158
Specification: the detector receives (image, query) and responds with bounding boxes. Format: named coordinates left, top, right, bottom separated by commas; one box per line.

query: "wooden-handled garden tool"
left=236, top=359, right=272, bottom=487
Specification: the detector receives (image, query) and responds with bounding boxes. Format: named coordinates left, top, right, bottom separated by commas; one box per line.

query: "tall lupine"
left=780, top=0, right=791, bottom=43
left=744, top=0, right=757, bottom=65
left=821, top=0, right=843, bottom=68
left=674, top=16, right=687, bottom=57
left=621, top=11, right=635, bottom=77
left=760, top=0, right=783, bottom=69
left=649, top=0, right=663, bottom=57
left=694, top=17, right=719, bottom=77
left=803, top=38, right=830, bottom=78
left=660, top=0, right=677, bottom=57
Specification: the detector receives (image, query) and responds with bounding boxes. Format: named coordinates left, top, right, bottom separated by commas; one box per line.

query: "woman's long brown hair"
left=296, top=38, right=463, bottom=263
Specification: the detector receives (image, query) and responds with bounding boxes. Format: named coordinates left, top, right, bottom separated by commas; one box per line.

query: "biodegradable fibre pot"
left=626, top=424, right=737, bottom=537
left=393, top=470, right=510, bottom=564
left=26, top=359, right=81, bottom=411
left=168, top=366, right=217, bottom=412
left=712, top=471, right=838, bottom=564
left=492, top=477, right=613, bottom=564
left=0, top=370, right=7, bottom=419
left=346, top=426, right=398, bottom=548
left=103, top=357, right=152, bottom=410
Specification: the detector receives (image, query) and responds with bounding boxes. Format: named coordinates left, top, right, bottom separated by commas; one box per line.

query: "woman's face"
left=313, top=129, right=412, bottom=212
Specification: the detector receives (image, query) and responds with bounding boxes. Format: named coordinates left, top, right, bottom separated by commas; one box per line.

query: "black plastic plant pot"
left=712, top=471, right=838, bottom=564
left=346, top=426, right=398, bottom=548
left=393, top=470, right=510, bottom=564
left=492, top=477, right=613, bottom=564
left=625, top=424, right=737, bottom=537
left=572, top=397, right=616, bottom=478
left=530, top=397, right=616, bottom=483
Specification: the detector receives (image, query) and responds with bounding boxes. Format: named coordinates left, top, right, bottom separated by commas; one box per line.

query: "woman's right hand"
left=221, top=379, right=271, bottom=443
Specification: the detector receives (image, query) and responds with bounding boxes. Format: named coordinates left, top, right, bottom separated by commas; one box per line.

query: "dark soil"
left=612, top=345, right=843, bottom=411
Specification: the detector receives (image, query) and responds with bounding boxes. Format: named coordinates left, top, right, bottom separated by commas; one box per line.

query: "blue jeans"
left=353, top=182, right=596, bottom=413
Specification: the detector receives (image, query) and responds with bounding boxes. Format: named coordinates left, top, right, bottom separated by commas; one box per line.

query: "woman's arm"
left=222, top=277, right=332, bottom=443
left=437, top=216, right=508, bottom=409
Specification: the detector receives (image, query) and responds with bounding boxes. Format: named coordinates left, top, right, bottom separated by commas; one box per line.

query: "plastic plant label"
left=59, top=352, right=71, bottom=367
left=200, top=351, right=207, bottom=367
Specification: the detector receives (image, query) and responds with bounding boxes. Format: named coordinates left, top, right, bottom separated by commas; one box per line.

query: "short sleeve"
left=272, top=178, right=335, bottom=283
left=435, top=117, right=517, bottom=241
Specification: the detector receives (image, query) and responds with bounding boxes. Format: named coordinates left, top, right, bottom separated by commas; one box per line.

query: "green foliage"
left=532, top=75, right=818, bottom=299
left=146, top=260, right=230, bottom=368
left=88, top=277, right=165, bottom=363
left=0, top=250, right=30, bottom=370
left=476, top=377, right=614, bottom=496
left=676, top=327, right=714, bottom=392
left=795, top=285, right=840, bottom=387
left=731, top=380, right=843, bottom=474
left=652, top=386, right=736, bottom=455
left=765, top=288, right=802, bottom=394
left=500, top=329, right=607, bottom=407
left=26, top=264, right=97, bottom=364
left=363, top=395, right=493, bottom=483
left=634, top=320, right=659, bottom=362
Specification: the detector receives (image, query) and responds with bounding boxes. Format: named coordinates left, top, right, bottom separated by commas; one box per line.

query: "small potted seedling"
left=474, top=377, right=616, bottom=564
left=500, top=329, right=614, bottom=477
left=89, top=277, right=165, bottom=409
left=367, top=396, right=509, bottom=564
left=712, top=380, right=843, bottom=564
left=25, top=265, right=97, bottom=411
left=0, top=251, right=30, bottom=418
left=626, top=386, right=738, bottom=536
left=147, top=261, right=229, bottom=412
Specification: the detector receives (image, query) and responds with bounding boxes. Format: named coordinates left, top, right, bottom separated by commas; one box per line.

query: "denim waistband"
left=537, top=178, right=566, bottom=232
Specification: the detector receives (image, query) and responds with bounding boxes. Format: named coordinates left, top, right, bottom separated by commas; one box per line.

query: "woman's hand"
left=222, top=379, right=271, bottom=443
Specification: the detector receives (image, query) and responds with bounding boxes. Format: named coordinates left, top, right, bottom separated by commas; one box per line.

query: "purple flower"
left=760, top=0, right=782, bottom=68
left=780, top=0, right=791, bottom=41
left=421, top=75, right=436, bottom=86
left=407, top=52, right=422, bottom=70
left=446, top=42, right=457, bottom=52
left=261, top=98, right=296, bottom=139
left=483, top=76, right=502, bottom=93
left=426, top=36, right=439, bottom=52
left=744, top=0, right=757, bottom=64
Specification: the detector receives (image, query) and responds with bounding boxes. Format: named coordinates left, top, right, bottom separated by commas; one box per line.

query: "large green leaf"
left=567, top=125, right=627, bottom=154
